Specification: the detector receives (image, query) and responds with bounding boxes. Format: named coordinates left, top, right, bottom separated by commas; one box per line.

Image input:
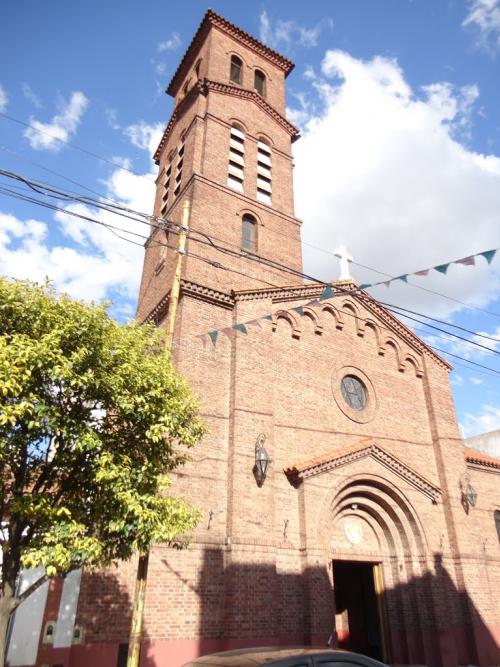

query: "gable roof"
left=166, top=9, right=295, bottom=97
left=464, top=447, right=500, bottom=471
left=233, top=280, right=451, bottom=370
left=284, top=439, right=441, bottom=503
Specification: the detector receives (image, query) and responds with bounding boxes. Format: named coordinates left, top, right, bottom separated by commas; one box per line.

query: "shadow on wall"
left=36, top=547, right=499, bottom=667
left=141, top=546, right=499, bottom=667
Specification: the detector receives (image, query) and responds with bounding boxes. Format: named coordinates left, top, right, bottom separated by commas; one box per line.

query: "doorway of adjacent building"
left=332, top=560, right=386, bottom=662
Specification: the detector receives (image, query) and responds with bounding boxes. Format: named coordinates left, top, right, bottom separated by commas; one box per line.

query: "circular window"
left=340, top=375, right=367, bottom=411
left=331, top=365, right=377, bottom=423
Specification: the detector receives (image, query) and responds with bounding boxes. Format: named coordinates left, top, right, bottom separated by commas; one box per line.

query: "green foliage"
left=0, top=278, right=205, bottom=577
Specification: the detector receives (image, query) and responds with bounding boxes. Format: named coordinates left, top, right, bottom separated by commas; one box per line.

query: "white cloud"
left=124, top=121, right=164, bottom=158
left=292, top=51, right=500, bottom=318
left=0, top=84, right=7, bottom=112
left=463, top=0, right=500, bottom=53
left=158, top=33, right=181, bottom=52
left=21, top=82, right=42, bottom=108
left=461, top=404, right=500, bottom=437
left=259, top=10, right=332, bottom=50
left=24, top=91, right=88, bottom=152
left=470, top=377, right=483, bottom=384
left=0, top=156, right=156, bottom=307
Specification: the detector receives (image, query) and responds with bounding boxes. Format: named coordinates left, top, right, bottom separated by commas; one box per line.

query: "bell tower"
left=136, top=10, right=302, bottom=324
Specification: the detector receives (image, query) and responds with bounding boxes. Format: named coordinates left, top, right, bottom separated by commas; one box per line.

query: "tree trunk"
left=0, top=580, right=15, bottom=667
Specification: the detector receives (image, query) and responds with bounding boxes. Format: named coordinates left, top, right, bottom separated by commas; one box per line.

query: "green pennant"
left=233, top=323, right=248, bottom=334
left=480, top=249, right=497, bottom=265
left=292, top=306, right=304, bottom=315
left=434, top=263, right=450, bottom=274
left=396, top=274, right=408, bottom=283
left=208, top=330, right=218, bottom=347
left=262, top=314, right=273, bottom=321
left=359, top=284, right=371, bottom=290
left=319, top=284, right=335, bottom=301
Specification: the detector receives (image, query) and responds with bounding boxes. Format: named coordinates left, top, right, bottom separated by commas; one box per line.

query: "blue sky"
left=1, top=0, right=500, bottom=436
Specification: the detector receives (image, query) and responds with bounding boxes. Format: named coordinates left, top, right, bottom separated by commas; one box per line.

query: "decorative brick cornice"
left=167, top=9, right=294, bottom=98
left=153, top=78, right=299, bottom=164
left=181, top=279, right=234, bottom=309
left=202, top=80, right=299, bottom=140
left=285, top=439, right=441, bottom=503
left=142, top=280, right=234, bottom=324
left=464, top=447, right=500, bottom=472
left=233, top=280, right=450, bottom=369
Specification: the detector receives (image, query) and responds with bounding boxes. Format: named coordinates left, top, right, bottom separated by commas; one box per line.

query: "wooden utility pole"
left=127, top=198, right=190, bottom=667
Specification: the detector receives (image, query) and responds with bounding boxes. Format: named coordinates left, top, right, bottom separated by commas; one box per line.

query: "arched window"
left=241, top=214, right=257, bottom=251
left=227, top=125, right=245, bottom=192
left=194, top=59, right=201, bottom=79
left=254, top=69, right=266, bottom=97
left=182, top=79, right=190, bottom=97
left=230, top=55, right=242, bottom=84
left=495, top=510, right=500, bottom=543
left=256, top=137, right=272, bottom=205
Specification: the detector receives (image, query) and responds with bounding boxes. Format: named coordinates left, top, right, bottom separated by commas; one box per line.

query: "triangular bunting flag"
left=233, top=323, right=248, bottom=334
left=415, top=269, right=430, bottom=277
left=208, top=330, right=218, bottom=347
left=396, top=274, right=408, bottom=283
left=221, top=327, right=236, bottom=340
left=435, top=263, right=450, bottom=274
left=480, top=249, right=497, bottom=265
left=246, top=319, right=262, bottom=329
left=262, top=314, right=273, bottom=321
left=319, top=284, right=335, bottom=301
left=196, top=334, right=208, bottom=348
left=383, top=280, right=392, bottom=288
left=292, top=306, right=304, bottom=316
left=359, top=284, right=371, bottom=290
left=455, top=256, right=475, bottom=266
left=305, top=299, right=322, bottom=308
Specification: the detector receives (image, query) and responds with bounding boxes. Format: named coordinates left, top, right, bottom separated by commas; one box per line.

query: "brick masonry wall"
left=71, top=14, right=500, bottom=667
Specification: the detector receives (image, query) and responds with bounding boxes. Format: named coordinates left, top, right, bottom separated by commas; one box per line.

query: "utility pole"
left=127, top=198, right=190, bottom=667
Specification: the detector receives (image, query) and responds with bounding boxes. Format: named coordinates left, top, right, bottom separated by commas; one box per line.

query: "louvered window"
left=174, top=140, right=184, bottom=198
left=227, top=126, right=245, bottom=192
left=160, top=162, right=173, bottom=218
left=256, top=140, right=271, bottom=205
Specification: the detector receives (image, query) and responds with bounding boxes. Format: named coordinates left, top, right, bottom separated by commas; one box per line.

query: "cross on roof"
left=334, top=245, right=353, bottom=280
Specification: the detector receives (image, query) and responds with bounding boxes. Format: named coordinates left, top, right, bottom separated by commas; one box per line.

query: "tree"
left=0, top=278, right=205, bottom=664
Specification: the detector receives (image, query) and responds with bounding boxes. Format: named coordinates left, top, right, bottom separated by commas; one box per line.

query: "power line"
left=2, top=168, right=500, bottom=366
left=0, top=112, right=157, bottom=183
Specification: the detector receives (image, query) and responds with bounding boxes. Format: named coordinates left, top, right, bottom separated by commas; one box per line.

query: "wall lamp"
left=460, top=473, right=478, bottom=513
left=254, top=433, right=272, bottom=487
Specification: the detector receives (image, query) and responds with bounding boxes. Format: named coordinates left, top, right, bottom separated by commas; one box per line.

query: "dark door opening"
left=332, top=560, right=384, bottom=661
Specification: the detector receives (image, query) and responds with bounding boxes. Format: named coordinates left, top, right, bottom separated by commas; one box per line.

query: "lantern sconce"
left=253, top=433, right=272, bottom=487
left=460, top=473, right=478, bottom=514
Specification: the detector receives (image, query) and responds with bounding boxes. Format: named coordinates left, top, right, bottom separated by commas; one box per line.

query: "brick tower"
left=136, top=9, right=302, bottom=326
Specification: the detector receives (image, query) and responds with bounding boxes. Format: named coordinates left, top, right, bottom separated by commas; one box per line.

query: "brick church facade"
left=10, top=10, right=500, bottom=667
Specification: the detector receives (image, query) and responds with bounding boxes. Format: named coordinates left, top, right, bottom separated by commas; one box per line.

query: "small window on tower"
left=254, top=70, right=266, bottom=97
left=195, top=59, right=201, bottom=79
left=495, top=510, right=500, bottom=543
left=230, top=55, right=243, bottom=84
left=241, top=214, right=257, bottom=251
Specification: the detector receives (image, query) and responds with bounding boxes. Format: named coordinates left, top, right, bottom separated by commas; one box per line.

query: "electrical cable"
left=1, top=168, right=499, bottom=366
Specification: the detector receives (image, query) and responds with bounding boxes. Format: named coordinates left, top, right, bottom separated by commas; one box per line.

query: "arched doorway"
left=325, top=474, right=429, bottom=664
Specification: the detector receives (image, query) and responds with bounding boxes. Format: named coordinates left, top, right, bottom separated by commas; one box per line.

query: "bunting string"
left=197, top=246, right=498, bottom=348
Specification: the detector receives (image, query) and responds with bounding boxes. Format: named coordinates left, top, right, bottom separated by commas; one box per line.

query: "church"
left=8, top=9, right=500, bottom=667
